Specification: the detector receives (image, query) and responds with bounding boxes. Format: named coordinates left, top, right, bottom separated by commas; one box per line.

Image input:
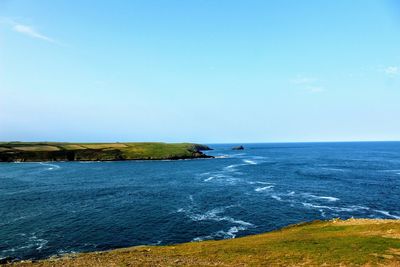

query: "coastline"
left=5, top=218, right=400, bottom=266
left=0, top=142, right=213, bottom=162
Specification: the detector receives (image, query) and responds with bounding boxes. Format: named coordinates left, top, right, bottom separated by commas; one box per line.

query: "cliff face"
left=0, top=142, right=213, bottom=162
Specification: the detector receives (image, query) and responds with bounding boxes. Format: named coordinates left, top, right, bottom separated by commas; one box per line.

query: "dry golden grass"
left=60, top=145, right=86, bottom=150
left=12, top=146, right=60, bottom=152
left=80, top=144, right=129, bottom=149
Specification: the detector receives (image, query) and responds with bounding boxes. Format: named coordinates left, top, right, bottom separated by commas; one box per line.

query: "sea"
left=1, top=142, right=400, bottom=261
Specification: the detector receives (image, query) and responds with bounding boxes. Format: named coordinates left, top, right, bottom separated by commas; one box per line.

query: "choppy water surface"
left=1, top=142, right=400, bottom=261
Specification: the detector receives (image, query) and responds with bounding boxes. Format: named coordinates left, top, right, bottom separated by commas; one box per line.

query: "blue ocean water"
left=1, top=142, right=400, bottom=261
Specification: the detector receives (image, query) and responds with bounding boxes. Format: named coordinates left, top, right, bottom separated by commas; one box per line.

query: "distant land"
left=7, top=219, right=400, bottom=266
left=0, top=142, right=212, bottom=162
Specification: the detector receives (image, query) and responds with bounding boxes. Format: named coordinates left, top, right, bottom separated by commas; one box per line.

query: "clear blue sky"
left=1, top=0, right=400, bottom=143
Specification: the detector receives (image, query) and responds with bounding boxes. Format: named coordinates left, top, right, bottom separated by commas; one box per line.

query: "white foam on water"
left=248, top=181, right=272, bottom=185
left=192, top=225, right=248, bottom=242
left=204, top=176, right=215, bottom=182
left=224, top=164, right=242, bottom=170
left=224, top=226, right=247, bottom=238
left=302, top=203, right=332, bottom=210
left=188, top=207, right=224, bottom=221
left=347, top=205, right=370, bottom=211
left=57, top=249, right=78, bottom=255
left=36, top=239, right=48, bottom=250
left=185, top=206, right=253, bottom=230
left=319, top=209, right=326, bottom=217
left=192, top=236, right=207, bottom=242
left=24, top=233, right=49, bottom=251
left=39, top=162, right=60, bottom=170
left=222, top=217, right=253, bottom=226
left=255, top=185, right=274, bottom=192
left=215, top=155, right=229, bottom=159
left=373, top=209, right=400, bottom=219
left=242, top=159, right=257, bottom=165
left=302, top=203, right=369, bottom=213
left=271, top=194, right=282, bottom=201
left=205, top=173, right=232, bottom=181
left=303, top=193, right=339, bottom=202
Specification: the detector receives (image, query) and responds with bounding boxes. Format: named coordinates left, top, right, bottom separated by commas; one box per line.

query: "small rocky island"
left=0, top=142, right=213, bottom=162
left=232, top=145, right=244, bottom=150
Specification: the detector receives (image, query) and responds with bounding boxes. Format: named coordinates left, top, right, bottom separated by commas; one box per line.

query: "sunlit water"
left=1, top=142, right=400, bottom=261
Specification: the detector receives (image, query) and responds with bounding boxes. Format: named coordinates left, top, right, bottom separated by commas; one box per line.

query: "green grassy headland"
left=0, top=142, right=212, bottom=162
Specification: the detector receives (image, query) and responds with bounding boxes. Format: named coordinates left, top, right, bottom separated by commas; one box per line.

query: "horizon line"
left=1, top=140, right=400, bottom=144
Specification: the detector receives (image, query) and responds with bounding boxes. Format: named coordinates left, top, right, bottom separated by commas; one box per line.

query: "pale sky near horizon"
left=1, top=0, right=400, bottom=143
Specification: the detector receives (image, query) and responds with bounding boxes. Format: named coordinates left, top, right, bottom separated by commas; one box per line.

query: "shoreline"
left=2, top=154, right=214, bottom=163
left=4, top=218, right=400, bottom=266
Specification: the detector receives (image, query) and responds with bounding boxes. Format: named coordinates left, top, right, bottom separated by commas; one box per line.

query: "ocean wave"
left=242, top=159, right=257, bottom=165
left=192, top=225, right=248, bottom=242
left=303, top=193, right=339, bottom=202
left=302, top=203, right=369, bottom=213
left=214, top=155, right=229, bottom=159
left=373, top=209, right=400, bottom=219
left=5, top=233, right=49, bottom=253
left=271, top=194, right=282, bottom=201
left=224, top=164, right=243, bottom=170
left=204, top=176, right=215, bottom=182
left=255, top=185, right=274, bottom=192
left=223, top=217, right=253, bottom=226
left=222, top=226, right=247, bottom=238
left=248, top=181, right=272, bottom=185
left=319, top=209, right=326, bottom=217
left=183, top=205, right=253, bottom=229
left=39, top=162, right=60, bottom=170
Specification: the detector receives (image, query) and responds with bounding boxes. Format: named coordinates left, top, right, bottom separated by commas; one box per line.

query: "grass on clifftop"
left=10, top=219, right=400, bottom=266
left=0, top=142, right=211, bottom=162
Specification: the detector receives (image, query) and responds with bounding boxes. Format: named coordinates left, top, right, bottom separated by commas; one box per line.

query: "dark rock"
left=0, top=257, right=15, bottom=264
left=232, top=145, right=244, bottom=150
left=190, top=144, right=213, bottom=151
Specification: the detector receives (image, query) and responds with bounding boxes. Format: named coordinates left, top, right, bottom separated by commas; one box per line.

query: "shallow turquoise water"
left=1, top=142, right=400, bottom=261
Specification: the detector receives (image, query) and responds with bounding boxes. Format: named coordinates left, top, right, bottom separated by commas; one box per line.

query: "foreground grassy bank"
left=0, top=142, right=212, bottom=162
left=9, top=219, right=400, bottom=266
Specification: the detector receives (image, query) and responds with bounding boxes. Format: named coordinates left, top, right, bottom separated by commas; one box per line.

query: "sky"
left=0, top=0, right=400, bottom=143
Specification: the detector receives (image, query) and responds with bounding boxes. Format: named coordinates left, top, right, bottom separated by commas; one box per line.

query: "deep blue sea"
left=1, top=142, right=400, bottom=261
